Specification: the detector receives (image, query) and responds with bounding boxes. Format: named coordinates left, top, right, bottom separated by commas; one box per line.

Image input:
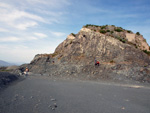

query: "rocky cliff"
left=19, top=25, right=150, bottom=83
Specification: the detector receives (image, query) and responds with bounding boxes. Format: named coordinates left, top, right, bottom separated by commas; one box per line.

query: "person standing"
left=24, top=67, right=29, bottom=76
left=95, top=58, right=97, bottom=66
left=96, top=61, right=100, bottom=66
left=95, top=58, right=100, bottom=66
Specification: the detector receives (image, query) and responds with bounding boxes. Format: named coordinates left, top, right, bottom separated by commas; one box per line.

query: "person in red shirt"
left=24, top=67, right=29, bottom=76
left=95, top=59, right=100, bottom=66
left=96, top=61, right=100, bottom=66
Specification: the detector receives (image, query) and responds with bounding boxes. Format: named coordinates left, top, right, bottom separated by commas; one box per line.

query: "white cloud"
left=14, top=21, right=38, bottom=30
left=26, top=36, right=38, bottom=41
left=0, top=36, right=39, bottom=42
left=14, top=45, right=29, bottom=49
left=0, top=37, right=21, bottom=42
left=26, top=0, right=71, bottom=8
left=0, top=28, right=9, bottom=32
left=34, top=32, right=47, bottom=38
left=0, top=2, right=46, bottom=30
left=0, top=0, right=70, bottom=63
left=17, top=11, right=46, bottom=23
left=0, top=9, right=45, bottom=23
left=0, top=2, right=11, bottom=8
left=26, top=0, right=49, bottom=5
left=0, top=2, right=45, bottom=22
left=50, top=31, right=66, bottom=37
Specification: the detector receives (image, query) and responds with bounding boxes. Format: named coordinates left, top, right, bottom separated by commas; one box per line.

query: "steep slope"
left=54, top=27, right=149, bottom=65
left=19, top=25, right=150, bottom=82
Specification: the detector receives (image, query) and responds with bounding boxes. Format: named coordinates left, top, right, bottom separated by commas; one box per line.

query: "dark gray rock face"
left=0, top=72, right=19, bottom=87
left=19, top=25, right=150, bottom=83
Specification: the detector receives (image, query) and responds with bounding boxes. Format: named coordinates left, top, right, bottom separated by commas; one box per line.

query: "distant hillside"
left=0, top=60, right=15, bottom=67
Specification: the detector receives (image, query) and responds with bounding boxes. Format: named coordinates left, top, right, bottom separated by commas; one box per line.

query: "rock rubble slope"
left=18, top=25, right=150, bottom=83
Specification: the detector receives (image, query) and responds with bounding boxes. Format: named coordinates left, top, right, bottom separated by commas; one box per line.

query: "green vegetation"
left=106, top=30, right=110, bottom=32
left=136, top=32, right=140, bottom=35
left=71, top=33, right=76, bottom=37
left=99, top=30, right=106, bottom=34
left=127, top=30, right=132, bottom=33
left=101, top=26, right=106, bottom=29
left=84, top=24, right=99, bottom=27
left=143, top=39, right=146, bottom=42
left=110, top=60, right=115, bottom=63
left=143, top=50, right=150, bottom=55
left=70, top=40, right=73, bottom=44
left=0, top=67, right=10, bottom=72
left=84, top=25, right=143, bottom=39
left=136, top=45, right=138, bottom=48
left=64, top=44, right=68, bottom=47
left=144, top=65, right=148, bottom=67
left=84, top=24, right=91, bottom=27
left=84, top=24, right=109, bottom=28
left=119, top=38, right=126, bottom=43
left=114, top=28, right=122, bottom=32
left=51, top=52, right=58, bottom=57
left=110, top=31, right=114, bottom=34
left=115, top=36, right=127, bottom=43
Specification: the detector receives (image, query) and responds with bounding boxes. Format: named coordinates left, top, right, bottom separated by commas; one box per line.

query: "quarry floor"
left=0, top=74, right=150, bottom=113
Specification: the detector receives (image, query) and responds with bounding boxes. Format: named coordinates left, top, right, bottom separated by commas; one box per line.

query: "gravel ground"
left=0, top=74, right=150, bottom=113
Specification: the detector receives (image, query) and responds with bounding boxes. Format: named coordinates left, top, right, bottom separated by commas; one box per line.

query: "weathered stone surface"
left=17, top=25, right=150, bottom=83
left=0, top=72, right=19, bottom=87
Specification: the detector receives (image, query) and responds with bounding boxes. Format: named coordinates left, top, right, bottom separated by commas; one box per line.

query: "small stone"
left=48, top=105, right=51, bottom=108
left=54, top=105, right=57, bottom=108
left=121, top=107, right=125, bottom=110
left=15, top=94, right=19, bottom=97
left=12, top=98, right=17, bottom=101
left=34, top=104, right=39, bottom=108
left=125, top=99, right=129, bottom=102
left=51, top=98, right=56, bottom=101
left=53, top=103, right=57, bottom=108
left=51, top=108, right=55, bottom=110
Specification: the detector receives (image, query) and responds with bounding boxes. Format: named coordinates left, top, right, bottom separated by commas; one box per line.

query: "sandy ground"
left=0, top=75, right=150, bottom=113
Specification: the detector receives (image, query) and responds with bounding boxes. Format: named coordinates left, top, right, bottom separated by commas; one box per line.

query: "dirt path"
left=0, top=75, right=150, bottom=113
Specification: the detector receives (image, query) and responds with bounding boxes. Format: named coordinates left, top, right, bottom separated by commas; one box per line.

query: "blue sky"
left=0, top=0, right=150, bottom=64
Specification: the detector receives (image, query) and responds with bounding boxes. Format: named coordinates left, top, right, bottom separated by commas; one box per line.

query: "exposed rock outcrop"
left=0, top=72, right=19, bottom=88
left=19, top=25, right=150, bottom=83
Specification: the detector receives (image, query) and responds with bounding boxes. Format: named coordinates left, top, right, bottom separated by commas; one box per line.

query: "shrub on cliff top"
left=143, top=50, right=150, bottom=55
left=101, top=25, right=106, bottom=29
left=84, top=24, right=99, bottom=27
left=99, top=30, right=106, bottom=34
left=136, top=32, right=140, bottom=35
left=114, top=28, right=122, bottom=32
left=127, top=30, right=132, bottom=33
left=71, top=33, right=76, bottom=37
